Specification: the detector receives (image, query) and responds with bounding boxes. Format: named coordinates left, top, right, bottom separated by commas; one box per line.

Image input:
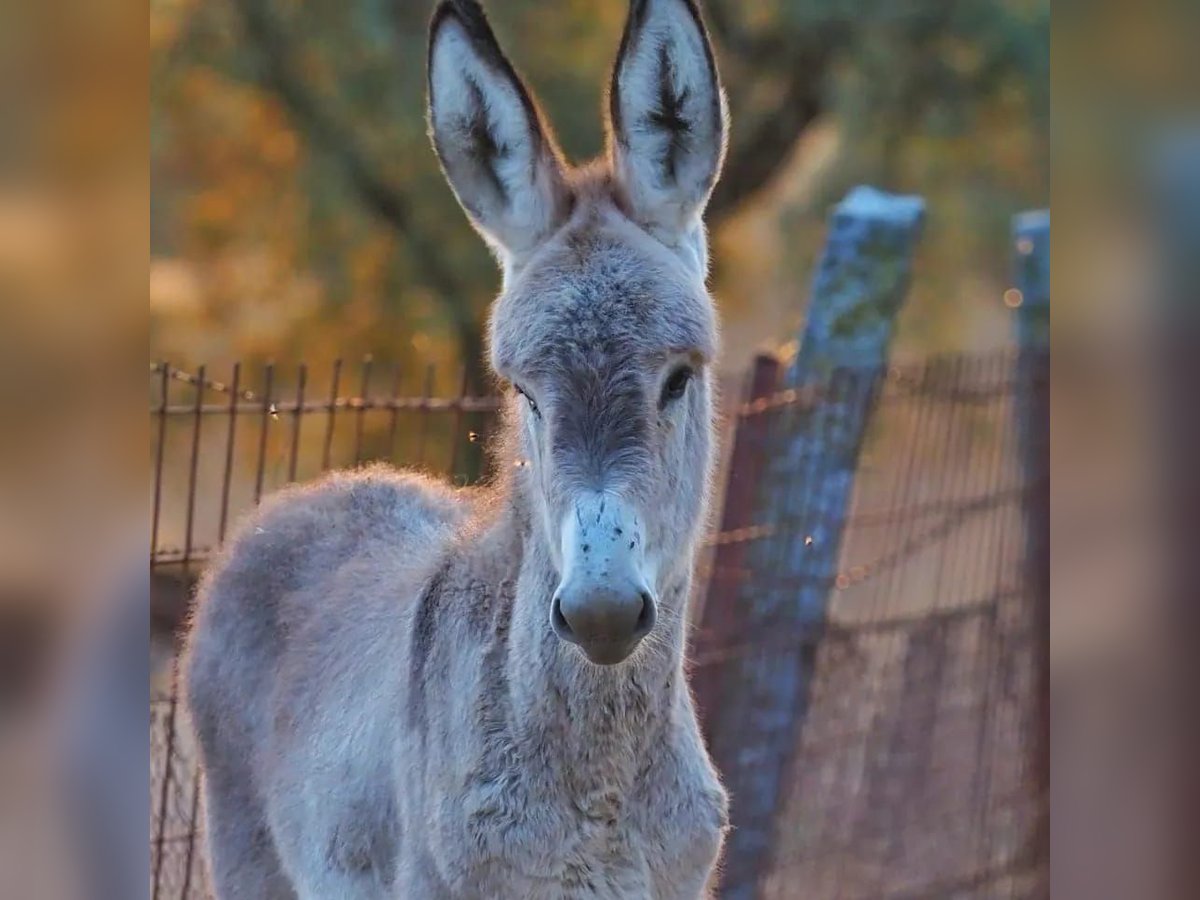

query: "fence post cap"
left=794, top=186, right=927, bottom=371
left=1013, top=209, right=1050, bottom=241
left=1011, top=209, right=1050, bottom=318
left=836, top=186, right=926, bottom=228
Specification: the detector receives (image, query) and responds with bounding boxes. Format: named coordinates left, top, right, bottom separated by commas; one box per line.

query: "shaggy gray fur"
left=184, top=1, right=731, bottom=896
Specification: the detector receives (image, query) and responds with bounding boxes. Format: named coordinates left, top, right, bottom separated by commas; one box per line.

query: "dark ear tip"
left=428, top=0, right=514, bottom=79
left=628, top=0, right=709, bottom=27
left=429, top=0, right=492, bottom=42
left=614, top=0, right=719, bottom=70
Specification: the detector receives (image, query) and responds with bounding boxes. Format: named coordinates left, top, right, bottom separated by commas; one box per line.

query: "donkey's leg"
left=268, top=832, right=394, bottom=899
left=201, top=770, right=295, bottom=900
left=266, top=789, right=396, bottom=900
left=272, top=853, right=392, bottom=900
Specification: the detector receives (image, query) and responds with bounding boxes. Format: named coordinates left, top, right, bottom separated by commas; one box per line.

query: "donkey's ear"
left=607, top=0, right=728, bottom=240
left=428, top=1, right=570, bottom=261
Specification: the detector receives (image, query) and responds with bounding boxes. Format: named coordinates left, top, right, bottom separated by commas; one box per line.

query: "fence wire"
left=693, top=349, right=1046, bottom=899
left=150, top=350, right=1047, bottom=899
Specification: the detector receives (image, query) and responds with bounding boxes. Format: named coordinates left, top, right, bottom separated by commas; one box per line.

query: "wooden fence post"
left=693, top=354, right=782, bottom=734
left=1012, top=209, right=1049, bottom=882
left=1013, top=211, right=1050, bottom=348
left=708, top=186, right=925, bottom=898
left=1149, top=142, right=1200, bottom=900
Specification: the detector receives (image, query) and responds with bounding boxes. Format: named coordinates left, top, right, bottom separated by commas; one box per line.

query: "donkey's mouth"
left=574, top=638, right=640, bottom=666
left=552, top=605, right=645, bottom=666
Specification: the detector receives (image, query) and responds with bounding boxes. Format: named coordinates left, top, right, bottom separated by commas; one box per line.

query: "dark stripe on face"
left=551, top=361, right=650, bottom=487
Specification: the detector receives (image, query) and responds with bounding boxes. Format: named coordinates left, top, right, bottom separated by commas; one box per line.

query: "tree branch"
left=703, top=1, right=842, bottom=225
left=233, top=0, right=470, bottom=316
left=707, top=52, right=829, bottom=225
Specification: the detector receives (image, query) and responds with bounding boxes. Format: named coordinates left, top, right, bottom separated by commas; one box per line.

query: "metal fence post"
left=709, top=186, right=925, bottom=897
left=1012, top=209, right=1049, bottom=884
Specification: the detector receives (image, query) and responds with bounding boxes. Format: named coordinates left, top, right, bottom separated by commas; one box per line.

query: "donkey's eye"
left=661, top=366, right=694, bottom=406
left=514, top=384, right=540, bottom=417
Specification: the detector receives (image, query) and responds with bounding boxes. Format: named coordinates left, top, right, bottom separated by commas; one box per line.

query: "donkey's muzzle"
left=554, top=492, right=657, bottom=664
left=551, top=584, right=656, bottom=665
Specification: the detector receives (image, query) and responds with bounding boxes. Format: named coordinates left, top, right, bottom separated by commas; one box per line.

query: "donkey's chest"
left=431, top=760, right=725, bottom=899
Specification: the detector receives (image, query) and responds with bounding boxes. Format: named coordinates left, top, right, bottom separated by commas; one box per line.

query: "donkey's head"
left=429, top=0, right=726, bottom=665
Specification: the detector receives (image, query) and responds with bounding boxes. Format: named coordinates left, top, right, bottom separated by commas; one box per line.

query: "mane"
left=456, top=392, right=526, bottom=537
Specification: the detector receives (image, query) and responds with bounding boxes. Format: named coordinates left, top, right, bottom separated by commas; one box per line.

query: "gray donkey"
left=184, top=0, right=731, bottom=896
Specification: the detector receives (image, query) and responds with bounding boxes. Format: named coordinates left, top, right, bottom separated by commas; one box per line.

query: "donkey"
left=183, top=0, right=731, bottom=896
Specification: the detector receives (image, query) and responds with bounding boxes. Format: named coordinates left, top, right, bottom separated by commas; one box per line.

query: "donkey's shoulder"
left=266, top=462, right=466, bottom=528
left=197, top=464, right=470, bottom=626
left=189, top=465, right=471, bottom=721
left=235, top=463, right=468, bottom=555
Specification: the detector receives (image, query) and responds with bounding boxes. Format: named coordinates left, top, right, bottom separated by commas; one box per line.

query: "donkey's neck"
left=474, top=495, right=692, bottom=787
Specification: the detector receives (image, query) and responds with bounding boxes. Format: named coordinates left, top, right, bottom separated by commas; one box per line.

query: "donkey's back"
left=183, top=465, right=466, bottom=897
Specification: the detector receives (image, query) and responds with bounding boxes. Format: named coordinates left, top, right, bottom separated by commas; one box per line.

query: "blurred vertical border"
left=0, top=0, right=148, bottom=896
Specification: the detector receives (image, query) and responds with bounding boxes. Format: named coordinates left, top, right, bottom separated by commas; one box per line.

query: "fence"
left=149, top=191, right=1048, bottom=899
left=692, top=350, right=1046, bottom=898
left=149, top=360, right=505, bottom=897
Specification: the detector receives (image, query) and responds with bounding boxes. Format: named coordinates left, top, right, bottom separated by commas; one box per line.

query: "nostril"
left=551, top=594, right=576, bottom=642
left=633, top=590, right=656, bottom=638
left=552, top=586, right=654, bottom=651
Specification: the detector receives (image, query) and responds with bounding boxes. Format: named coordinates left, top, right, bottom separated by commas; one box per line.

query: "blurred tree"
left=150, top=0, right=1048, bottom=378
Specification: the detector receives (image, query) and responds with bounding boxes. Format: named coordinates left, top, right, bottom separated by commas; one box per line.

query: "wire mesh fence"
left=149, top=358, right=503, bottom=898
left=692, top=348, right=1047, bottom=898
left=149, top=347, right=1047, bottom=899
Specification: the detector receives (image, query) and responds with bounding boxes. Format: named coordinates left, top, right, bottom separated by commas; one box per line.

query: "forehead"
left=489, top=214, right=717, bottom=381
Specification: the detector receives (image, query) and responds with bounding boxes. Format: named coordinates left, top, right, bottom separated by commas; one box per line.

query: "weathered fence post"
left=1012, top=211, right=1050, bottom=350
left=708, top=186, right=925, bottom=898
left=693, top=354, right=782, bottom=734
left=1012, top=209, right=1049, bottom=883
left=1149, top=143, right=1200, bottom=900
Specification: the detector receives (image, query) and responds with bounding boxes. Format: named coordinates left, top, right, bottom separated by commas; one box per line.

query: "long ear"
left=427, top=0, right=570, bottom=261
left=607, top=0, right=728, bottom=240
